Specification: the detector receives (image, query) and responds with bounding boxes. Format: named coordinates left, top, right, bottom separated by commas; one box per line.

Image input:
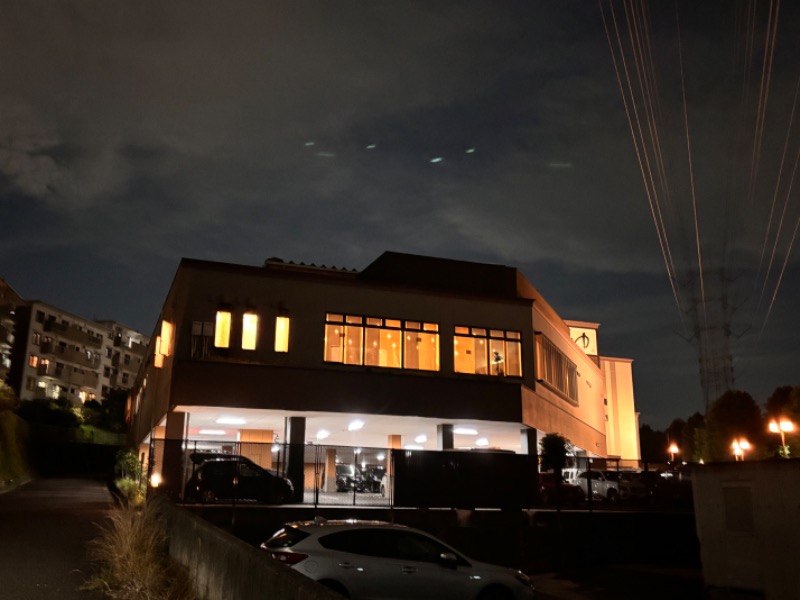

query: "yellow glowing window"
left=29, top=355, right=39, bottom=368
left=214, top=311, right=232, bottom=348
left=242, top=313, right=259, bottom=350
left=274, top=316, right=290, bottom=353
left=159, top=320, right=174, bottom=356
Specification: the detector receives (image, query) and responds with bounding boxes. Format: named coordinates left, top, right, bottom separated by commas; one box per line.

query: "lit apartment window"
left=28, top=355, right=39, bottom=368
left=159, top=320, right=174, bottom=356
left=324, top=313, right=439, bottom=371
left=454, top=327, right=522, bottom=377
left=242, top=313, right=259, bottom=350
left=214, top=311, right=232, bottom=348
left=403, top=322, right=439, bottom=371
left=364, top=318, right=401, bottom=368
left=274, top=316, right=290, bottom=353
left=536, top=334, right=578, bottom=403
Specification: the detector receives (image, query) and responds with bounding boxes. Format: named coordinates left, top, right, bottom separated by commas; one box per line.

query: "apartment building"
left=129, top=251, right=641, bottom=494
left=7, top=301, right=149, bottom=406
left=0, top=279, right=24, bottom=384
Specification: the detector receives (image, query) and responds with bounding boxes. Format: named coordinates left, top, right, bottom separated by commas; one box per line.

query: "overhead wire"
left=599, top=0, right=688, bottom=336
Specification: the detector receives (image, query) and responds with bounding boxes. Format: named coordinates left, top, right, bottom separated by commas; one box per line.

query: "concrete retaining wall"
left=155, top=498, right=340, bottom=600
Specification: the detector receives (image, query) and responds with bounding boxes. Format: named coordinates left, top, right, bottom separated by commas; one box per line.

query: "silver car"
left=260, top=519, right=535, bottom=600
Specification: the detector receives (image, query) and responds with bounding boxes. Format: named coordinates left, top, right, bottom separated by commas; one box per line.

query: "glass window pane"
left=324, top=323, right=344, bottom=362
left=327, top=313, right=343, bottom=323
left=405, top=321, right=421, bottom=330
left=505, top=340, right=522, bottom=376
left=490, top=329, right=504, bottom=338
left=214, top=312, right=231, bottom=348
left=454, top=336, right=475, bottom=374
left=274, top=316, right=290, bottom=353
left=366, top=317, right=382, bottom=326
left=423, top=323, right=438, bottom=332
left=472, top=328, right=486, bottom=337
left=489, top=339, right=505, bottom=376
left=380, top=329, right=401, bottom=368
left=364, top=327, right=381, bottom=366
left=385, top=319, right=401, bottom=328
left=242, top=313, right=259, bottom=350
left=507, top=330, right=521, bottom=340
left=346, top=315, right=363, bottom=325
left=344, top=326, right=363, bottom=365
left=454, top=326, right=469, bottom=335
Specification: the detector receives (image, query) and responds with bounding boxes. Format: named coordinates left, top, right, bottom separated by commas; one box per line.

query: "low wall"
left=156, top=497, right=340, bottom=600
left=693, top=460, right=800, bottom=600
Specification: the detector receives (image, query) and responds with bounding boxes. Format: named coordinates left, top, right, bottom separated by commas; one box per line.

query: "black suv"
left=184, top=455, right=293, bottom=504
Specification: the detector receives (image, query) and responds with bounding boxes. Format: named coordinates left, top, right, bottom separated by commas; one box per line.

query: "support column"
left=520, top=427, right=539, bottom=455
left=437, top=424, right=454, bottom=450
left=323, top=448, right=338, bottom=492
left=161, top=411, right=187, bottom=500
left=285, top=416, right=306, bottom=502
left=239, top=429, right=274, bottom=469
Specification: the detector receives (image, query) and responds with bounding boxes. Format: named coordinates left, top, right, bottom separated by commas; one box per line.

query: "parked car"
left=362, top=466, right=386, bottom=493
left=575, top=470, right=620, bottom=501
left=538, top=472, right=584, bottom=505
left=184, top=457, right=293, bottom=504
left=260, top=520, right=536, bottom=600
left=335, top=464, right=365, bottom=492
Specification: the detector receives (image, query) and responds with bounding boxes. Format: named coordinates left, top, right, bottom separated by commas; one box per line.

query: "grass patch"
left=84, top=501, right=196, bottom=600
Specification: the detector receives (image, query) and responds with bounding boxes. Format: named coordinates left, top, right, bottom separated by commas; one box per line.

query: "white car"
left=261, top=519, right=535, bottom=600
left=575, top=470, right=621, bottom=501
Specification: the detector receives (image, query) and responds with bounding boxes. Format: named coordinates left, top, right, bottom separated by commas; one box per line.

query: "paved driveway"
left=0, top=478, right=112, bottom=600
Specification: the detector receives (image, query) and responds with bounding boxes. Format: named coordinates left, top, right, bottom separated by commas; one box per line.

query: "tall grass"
left=84, top=501, right=195, bottom=600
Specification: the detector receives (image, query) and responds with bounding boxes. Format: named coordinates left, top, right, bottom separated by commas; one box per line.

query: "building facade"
left=128, top=252, right=641, bottom=494
left=7, top=300, right=149, bottom=406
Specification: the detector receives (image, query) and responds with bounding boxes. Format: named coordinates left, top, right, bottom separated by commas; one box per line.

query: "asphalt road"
left=0, top=478, right=112, bottom=600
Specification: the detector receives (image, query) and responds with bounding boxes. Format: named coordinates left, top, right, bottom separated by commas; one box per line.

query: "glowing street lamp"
left=731, top=439, right=751, bottom=462
left=768, top=418, right=795, bottom=458
left=668, top=443, right=679, bottom=463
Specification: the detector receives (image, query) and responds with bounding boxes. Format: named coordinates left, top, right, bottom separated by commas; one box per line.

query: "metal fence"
left=147, top=438, right=689, bottom=511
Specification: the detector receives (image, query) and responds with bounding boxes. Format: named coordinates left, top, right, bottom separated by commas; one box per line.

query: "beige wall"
left=601, top=357, right=640, bottom=461
left=526, top=303, right=607, bottom=455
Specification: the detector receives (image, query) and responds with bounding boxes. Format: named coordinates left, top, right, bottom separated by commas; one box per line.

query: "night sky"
left=2, top=1, right=798, bottom=428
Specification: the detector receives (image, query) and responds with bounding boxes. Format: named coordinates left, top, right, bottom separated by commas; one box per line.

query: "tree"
left=705, top=390, right=764, bottom=461
left=639, top=424, right=668, bottom=463
left=765, top=385, right=793, bottom=418
left=539, top=433, right=570, bottom=482
left=682, top=412, right=706, bottom=462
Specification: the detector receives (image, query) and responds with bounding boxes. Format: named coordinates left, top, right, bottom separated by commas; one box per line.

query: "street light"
left=731, top=439, right=751, bottom=462
left=768, top=418, right=795, bottom=458
left=668, top=443, right=679, bottom=463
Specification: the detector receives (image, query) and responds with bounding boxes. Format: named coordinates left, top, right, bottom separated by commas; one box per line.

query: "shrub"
left=84, top=501, right=195, bottom=600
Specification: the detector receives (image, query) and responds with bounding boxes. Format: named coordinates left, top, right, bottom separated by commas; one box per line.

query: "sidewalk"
left=0, top=478, right=112, bottom=600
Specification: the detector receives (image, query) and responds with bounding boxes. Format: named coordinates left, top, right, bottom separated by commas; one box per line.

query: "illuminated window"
left=214, top=311, right=232, bottom=348
left=159, top=320, right=174, bottom=356
left=274, top=316, right=290, bottom=353
left=454, top=327, right=522, bottom=377
left=29, top=355, right=39, bottom=368
left=324, top=313, right=439, bottom=371
left=403, top=322, right=439, bottom=371
left=242, top=313, right=259, bottom=350
left=536, top=334, right=577, bottom=403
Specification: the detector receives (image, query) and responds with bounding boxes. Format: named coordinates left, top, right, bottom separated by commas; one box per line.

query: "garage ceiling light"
left=198, top=429, right=226, bottom=436
left=316, top=429, right=330, bottom=440
left=414, top=434, right=428, bottom=444
left=454, top=427, right=478, bottom=435
left=475, top=437, right=489, bottom=447
left=348, top=419, right=365, bottom=431
left=216, top=416, right=247, bottom=425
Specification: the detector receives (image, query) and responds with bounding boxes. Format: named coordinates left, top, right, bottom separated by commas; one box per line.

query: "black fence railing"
left=147, top=438, right=692, bottom=511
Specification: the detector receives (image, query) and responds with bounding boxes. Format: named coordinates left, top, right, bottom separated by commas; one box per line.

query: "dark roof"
left=358, top=251, right=521, bottom=300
